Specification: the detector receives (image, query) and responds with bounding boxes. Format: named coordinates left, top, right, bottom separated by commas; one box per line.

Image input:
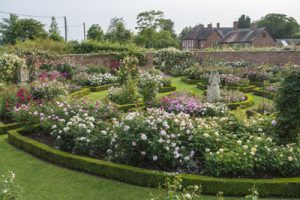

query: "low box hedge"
left=69, top=88, right=91, bottom=99
left=226, top=94, right=255, bottom=110
left=181, top=77, right=201, bottom=85
left=8, top=128, right=300, bottom=197
left=90, top=84, right=117, bottom=92
left=159, top=86, right=176, bottom=93
left=116, top=103, right=144, bottom=111
left=0, top=123, right=20, bottom=135
left=197, top=83, right=256, bottom=94
left=253, top=89, right=274, bottom=100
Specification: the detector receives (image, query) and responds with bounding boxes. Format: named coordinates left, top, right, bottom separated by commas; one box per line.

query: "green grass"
left=1, top=134, right=297, bottom=200
left=0, top=134, right=156, bottom=200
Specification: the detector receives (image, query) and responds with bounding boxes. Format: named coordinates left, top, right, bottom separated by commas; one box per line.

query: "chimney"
left=250, top=23, right=257, bottom=30
left=233, top=21, right=238, bottom=30
left=217, top=23, right=220, bottom=29
left=207, top=23, right=212, bottom=29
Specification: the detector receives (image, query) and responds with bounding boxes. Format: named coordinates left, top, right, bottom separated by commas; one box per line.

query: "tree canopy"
left=87, top=24, right=104, bottom=41
left=257, top=13, right=300, bottom=38
left=0, top=14, right=47, bottom=45
left=238, top=15, right=251, bottom=28
left=106, top=18, right=132, bottom=44
left=48, top=16, right=64, bottom=42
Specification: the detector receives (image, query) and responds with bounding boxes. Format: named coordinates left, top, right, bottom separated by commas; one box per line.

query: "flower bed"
left=8, top=128, right=300, bottom=197
left=253, top=89, right=274, bottom=100
left=226, top=93, right=254, bottom=109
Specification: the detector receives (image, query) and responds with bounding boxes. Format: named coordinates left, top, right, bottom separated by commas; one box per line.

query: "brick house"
left=219, top=22, right=276, bottom=47
left=182, top=22, right=276, bottom=50
left=181, top=23, right=233, bottom=50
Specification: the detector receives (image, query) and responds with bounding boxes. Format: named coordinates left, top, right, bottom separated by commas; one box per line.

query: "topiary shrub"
left=275, top=70, right=300, bottom=143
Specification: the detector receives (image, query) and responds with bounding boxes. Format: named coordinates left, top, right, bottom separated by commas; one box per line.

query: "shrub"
left=0, top=53, right=27, bottom=83
left=74, top=72, right=118, bottom=87
left=117, top=56, right=139, bottom=84
left=275, top=70, right=300, bottom=143
left=157, top=48, right=195, bottom=75
left=108, top=77, right=139, bottom=105
left=159, top=92, right=228, bottom=117
left=31, top=79, right=68, bottom=101
left=137, top=72, right=163, bottom=103
left=0, top=171, right=21, bottom=200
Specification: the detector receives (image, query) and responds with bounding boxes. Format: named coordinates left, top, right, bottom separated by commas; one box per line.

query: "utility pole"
left=64, top=16, right=68, bottom=42
left=83, top=22, right=86, bottom=40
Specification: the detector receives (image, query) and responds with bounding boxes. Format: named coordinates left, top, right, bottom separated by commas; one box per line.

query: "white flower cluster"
left=89, top=73, right=118, bottom=86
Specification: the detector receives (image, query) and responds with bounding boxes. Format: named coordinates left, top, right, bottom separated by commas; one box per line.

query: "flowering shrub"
left=110, top=108, right=197, bottom=170
left=220, top=74, right=249, bottom=87
left=37, top=70, right=63, bottom=81
left=108, top=77, right=139, bottom=105
left=0, top=171, right=21, bottom=200
left=157, top=48, right=195, bottom=75
left=137, top=72, right=163, bottom=103
left=149, top=177, right=202, bottom=200
left=31, top=79, right=68, bottom=101
left=242, top=67, right=272, bottom=82
left=0, top=53, right=27, bottom=83
left=159, top=92, right=228, bottom=117
left=117, top=56, right=139, bottom=84
left=40, top=62, right=78, bottom=79
left=74, top=72, right=118, bottom=87
left=220, top=90, right=246, bottom=103
left=265, top=82, right=280, bottom=93
left=13, top=100, right=118, bottom=156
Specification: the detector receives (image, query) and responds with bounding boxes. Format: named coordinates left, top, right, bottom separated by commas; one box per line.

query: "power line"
left=0, top=10, right=64, bottom=19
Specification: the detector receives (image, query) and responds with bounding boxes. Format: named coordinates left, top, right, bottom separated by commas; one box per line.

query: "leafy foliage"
left=87, top=24, right=104, bottom=41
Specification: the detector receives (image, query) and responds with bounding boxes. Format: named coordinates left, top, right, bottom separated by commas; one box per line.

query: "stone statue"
left=19, top=68, right=29, bottom=83
left=207, top=72, right=221, bottom=103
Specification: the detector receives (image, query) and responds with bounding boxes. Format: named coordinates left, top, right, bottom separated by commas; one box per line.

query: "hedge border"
left=226, top=94, right=255, bottom=110
left=159, top=86, right=176, bottom=93
left=253, top=89, right=274, bottom=100
left=7, top=128, right=300, bottom=197
left=69, top=88, right=91, bottom=99
left=90, top=84, right=117, bottom=92
left=194, top=81, right=255, bottom=93
left=181, top=77, right=201, bottom=85
left=0, top=123, right=20, bottom=135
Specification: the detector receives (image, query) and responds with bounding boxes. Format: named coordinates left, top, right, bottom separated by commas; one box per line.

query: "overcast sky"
left=1, top=0, right=300, bottom=40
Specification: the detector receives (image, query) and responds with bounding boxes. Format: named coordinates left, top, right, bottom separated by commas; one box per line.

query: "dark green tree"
left=178, top=26, right=192, bottom=40
left=48, top=16, right=64, bottom=41
left=238, top=15, right=251, bottom=28
left=257, top=13, right=300, bottom=38
left=275, top=70, right=300, bottom=143
left=0, top=14, right=21, bottom=45
left=18, top=18, right=47, bottom=41
left=87, top=24, right=104, bottom=41
left=106, top=18, right=132, bottom=43
left=0, top=14, right=47, bottom=44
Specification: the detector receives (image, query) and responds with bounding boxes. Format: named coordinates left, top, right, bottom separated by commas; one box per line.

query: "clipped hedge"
left=197, top=83, right=256, bottom=93
left=0, top=123, right=20, bottom=135
left=159, top=86, right=176, bottom=93
left=69, top=88, right=91, bottom=99
left=90, top=84, right=117, bottom=92
left=181, top=77, right=201, bottom=85
left=253, top=89, right=274, bottom=100
left=116, top=103, right=144, bottom=111
left=226, top=94, right=254, bottom=110
left=8, top=128, right=300, bottom=197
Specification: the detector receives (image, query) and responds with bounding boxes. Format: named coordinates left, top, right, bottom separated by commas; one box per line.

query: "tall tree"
left=257, top=13, right=300, bottom=38
left=238, top=15, right=251, bottom=28
left=136, top=10, right=164, bottom=32
left=106, top=18, right=132, bottom=43
left=0, top=14, right=21, bottom=45
left=87, top=24, right=104, bottom=41
left=0, top=14, right=47, bottom=44
left=159, top=18, right=176, bottom=37
left=178, top=26, right=192, bottom=40
left=48, top=16, right=63, bottom=41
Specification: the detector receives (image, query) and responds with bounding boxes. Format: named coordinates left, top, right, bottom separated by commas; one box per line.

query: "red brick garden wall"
left=197, top=51, right=300, bottom=65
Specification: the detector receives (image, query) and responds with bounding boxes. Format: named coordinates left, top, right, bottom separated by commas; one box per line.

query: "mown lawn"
left=0, top=134, right=296, bottom=200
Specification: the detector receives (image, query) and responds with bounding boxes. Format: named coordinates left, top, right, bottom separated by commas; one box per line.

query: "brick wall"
left=198, top=51, right=300, bottom=65
left=252, top=30, right=276, bottom=47
left=31, top=52, right=153, bottom=68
